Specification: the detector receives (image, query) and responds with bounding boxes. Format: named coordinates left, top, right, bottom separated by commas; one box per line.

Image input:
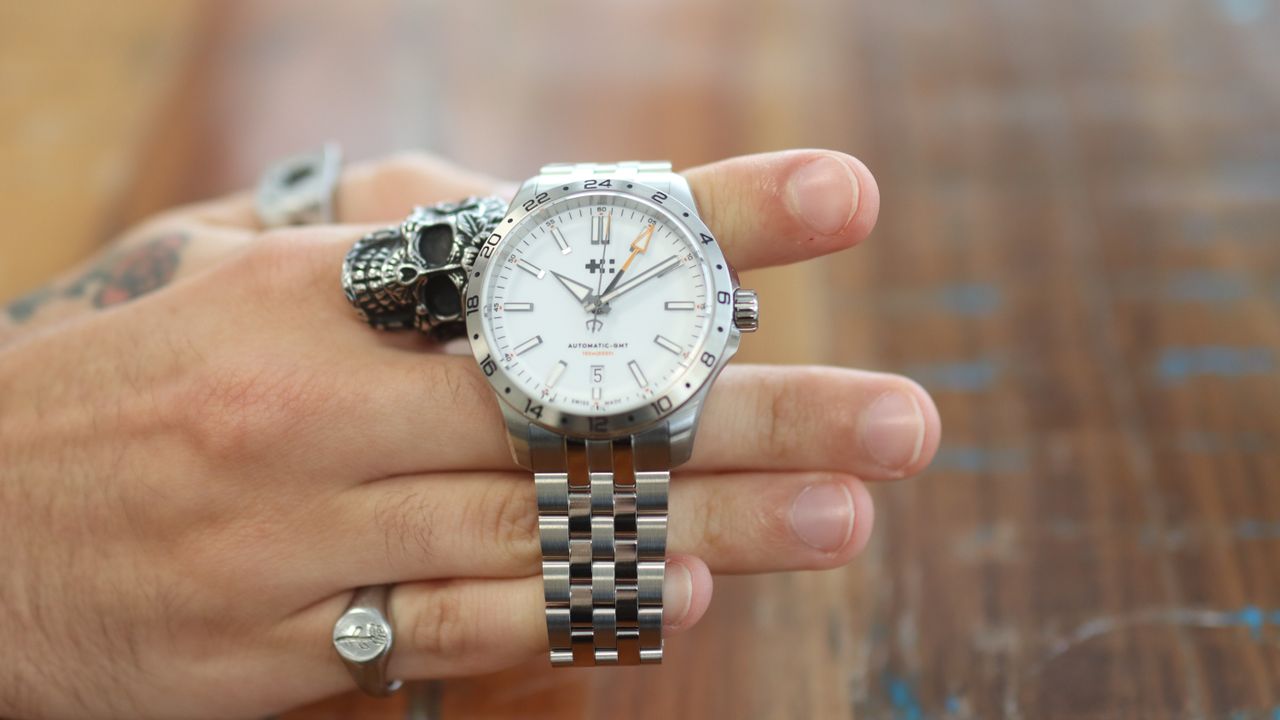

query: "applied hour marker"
left=591, top=386, right=602, bottom=401
left=503, top=302, right=534, bottom=312
left=628, top=360, right=648, bottom=388
left=550, top=225, right=571, bottom=254
left=591, top=210, right=612, bottom=246
left=546, top=360, right=567, bottom=388
left=513, top=335, right=543, bottom=355
left=516, top=258, right=545, bottom=279
left=665, top=301, right=696, bottom=311
left=654, top=335, right=682, bottom=355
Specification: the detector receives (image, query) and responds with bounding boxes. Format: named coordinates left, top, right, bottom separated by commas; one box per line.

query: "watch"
left=464, top=161, right=759, bottom=666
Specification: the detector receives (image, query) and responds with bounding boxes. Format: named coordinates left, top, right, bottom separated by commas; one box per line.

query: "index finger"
left=682, top=149, right=879, bottom=270
left=184, top=149, right=879, bottom=272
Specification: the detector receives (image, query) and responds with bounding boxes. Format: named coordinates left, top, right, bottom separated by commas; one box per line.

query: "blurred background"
left=3, top=1, right=1279, bottom=717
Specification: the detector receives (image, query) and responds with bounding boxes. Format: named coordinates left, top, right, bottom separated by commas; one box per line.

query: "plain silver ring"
left=255, top=142, right=342, bottom=228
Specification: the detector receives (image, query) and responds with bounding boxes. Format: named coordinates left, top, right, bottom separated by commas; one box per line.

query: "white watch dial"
left=480, top=192, right=713, bottom=415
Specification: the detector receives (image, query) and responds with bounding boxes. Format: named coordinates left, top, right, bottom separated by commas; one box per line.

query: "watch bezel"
left=464, top=179, right=739, bottom=439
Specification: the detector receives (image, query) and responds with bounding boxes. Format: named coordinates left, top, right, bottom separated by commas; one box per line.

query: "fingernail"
left=663, top=562, right=693, bottom=626
left=786, top=155, right=859, bottom=236
left=860, top=390, right=925, bottom=472
left=789, top=483, right=855, bottom=552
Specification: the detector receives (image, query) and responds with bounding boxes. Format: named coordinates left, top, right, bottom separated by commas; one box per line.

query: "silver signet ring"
left=332, top=585, right=403, bottom=697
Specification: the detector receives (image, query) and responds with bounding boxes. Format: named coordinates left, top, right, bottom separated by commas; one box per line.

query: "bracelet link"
left=534, top=433, right=668, bottom=667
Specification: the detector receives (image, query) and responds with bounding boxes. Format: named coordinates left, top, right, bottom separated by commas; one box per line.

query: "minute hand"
left=594, top=255, right=681, bottom=307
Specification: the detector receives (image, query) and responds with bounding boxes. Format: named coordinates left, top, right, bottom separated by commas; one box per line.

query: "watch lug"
left=668, top=173, right=696, bottom=213
left=661, top=384, right=714, bottom=468
left=665, top=336, right=742, bottom=467
left=510, top=178, right=539, bottom=207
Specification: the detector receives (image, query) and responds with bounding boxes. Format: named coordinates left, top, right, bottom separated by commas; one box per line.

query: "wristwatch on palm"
left=465, top=161, right=759, bottom=666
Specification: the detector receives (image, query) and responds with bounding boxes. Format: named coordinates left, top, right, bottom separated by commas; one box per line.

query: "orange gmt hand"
left=597, top=222, right=656, bottom=300
left=620, top=222, right=655, bottom=271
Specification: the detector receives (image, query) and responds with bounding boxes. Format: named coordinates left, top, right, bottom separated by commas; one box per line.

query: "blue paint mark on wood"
left=906, top=359, right=999, bottom=392
left=1156, top=346, right=1275, bottom=383
left=1177, top=431, right=1273, bottom=454
left=1139, top=522, right=1280, bottom=549
left=945, top=695, right=962, bottom=715
left=1233, top=606, right=1265, bottom=639
left=843, top=283, right=1003, bottom=318
left=1164, top=270, right=1248, bottom=304
left=935, top=283, right=1001, bottom=316
left=1234, top=520, right=1280, bottom=540
left=883, top=672, right=925, bottom=720
left=931, top=445, right=1028, bottom=474
left=1218, top=0, right=1269, bottom=25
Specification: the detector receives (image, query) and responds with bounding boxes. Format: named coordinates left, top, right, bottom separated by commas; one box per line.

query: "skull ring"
left=341, top=196, right=507, bottom=338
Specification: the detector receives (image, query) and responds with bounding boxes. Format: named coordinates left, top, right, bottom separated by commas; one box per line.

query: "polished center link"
left=535, top=434, right=669, bottom=665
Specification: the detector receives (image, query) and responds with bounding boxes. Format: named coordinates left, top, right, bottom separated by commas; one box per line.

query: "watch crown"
left=732, top=288, right=759, bottom=332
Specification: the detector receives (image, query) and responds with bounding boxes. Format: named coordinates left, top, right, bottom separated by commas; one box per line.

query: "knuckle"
left=690, top=496, right=734, bottom=558
left=757, top=372, right=804, bottom=461
left=754, top=490, right=803, bottom=550
left=432, top=359, right=493, bottom=409
left=470, top=479, right=538, bottom=570
left=374, top=489, right=440, bottom=566
left=696, top=167, right=735, bottom=239
left=360, top=152, right=437, bottom=198
left=376, top=151, right=433, bottom=177
left=756, top=368, right=848, bottom=465
left=229, top=231, right=326, bottom=297
left=174, top=358, right=327, bottom=461
left=408, top=584, right=472, bottom=659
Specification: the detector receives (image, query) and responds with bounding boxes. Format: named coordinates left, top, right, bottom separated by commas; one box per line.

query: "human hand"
left=0, top=150, right=940, bottom=719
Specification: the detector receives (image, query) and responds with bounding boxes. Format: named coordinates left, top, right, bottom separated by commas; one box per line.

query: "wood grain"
left=4, top=0, right=1279, bottom=717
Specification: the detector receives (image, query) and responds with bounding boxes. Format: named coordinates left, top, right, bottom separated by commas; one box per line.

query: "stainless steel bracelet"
left=535, top=161, right=694, bottom=208
left=530, top=425, right=669, bottom=666
left=526, top=161, right=685, bottom=667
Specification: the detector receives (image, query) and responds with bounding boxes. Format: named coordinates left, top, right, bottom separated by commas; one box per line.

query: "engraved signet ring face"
left=332, top=585, right=403, bottom=696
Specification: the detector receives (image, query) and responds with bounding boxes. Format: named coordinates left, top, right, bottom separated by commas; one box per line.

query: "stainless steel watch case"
left=464, top=176, right=743, bottom=464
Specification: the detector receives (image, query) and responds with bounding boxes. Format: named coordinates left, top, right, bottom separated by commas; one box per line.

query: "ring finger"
left=280, top=554, right=712, bottom=688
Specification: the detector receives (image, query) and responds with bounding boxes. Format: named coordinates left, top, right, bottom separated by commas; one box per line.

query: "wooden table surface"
left=4, top=1, right=1279, bottom=718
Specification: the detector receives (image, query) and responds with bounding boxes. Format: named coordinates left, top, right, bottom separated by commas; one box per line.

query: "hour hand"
left=595, top=255, right=681, bottom=307
left=550, top=270, right=593, bottom=304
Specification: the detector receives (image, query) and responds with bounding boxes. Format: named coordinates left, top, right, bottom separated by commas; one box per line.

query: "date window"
left=590, top=365, right=604, bottom=384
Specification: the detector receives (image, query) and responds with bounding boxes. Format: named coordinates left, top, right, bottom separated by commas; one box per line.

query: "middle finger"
left=329, top=354, right=940, bottom=482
